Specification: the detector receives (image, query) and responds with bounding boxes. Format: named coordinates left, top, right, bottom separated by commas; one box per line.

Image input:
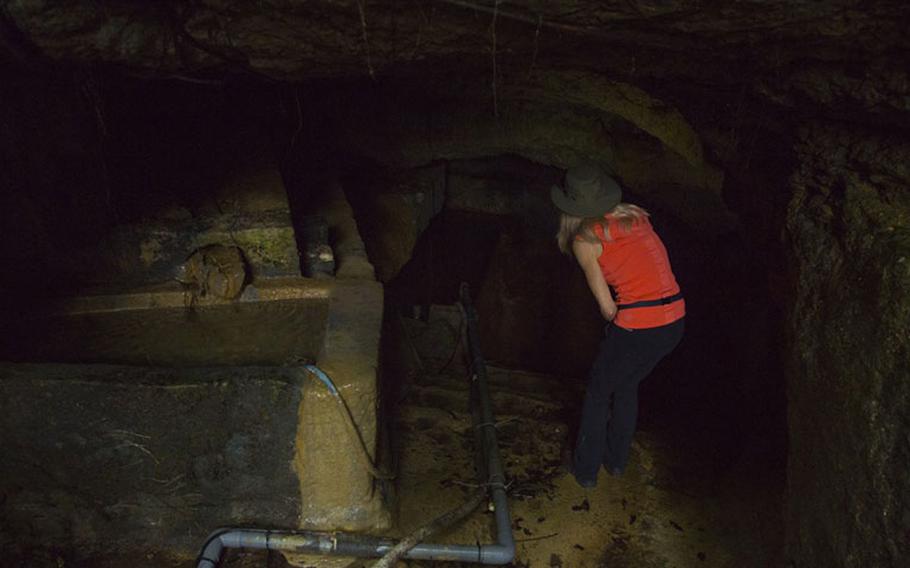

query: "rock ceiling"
left=3, top=1, right=904, bottom=82
left=2, top=1, right=906, bottom=232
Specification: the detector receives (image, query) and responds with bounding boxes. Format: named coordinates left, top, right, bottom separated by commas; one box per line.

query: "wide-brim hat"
left=550, top=162, right=622, bottom=218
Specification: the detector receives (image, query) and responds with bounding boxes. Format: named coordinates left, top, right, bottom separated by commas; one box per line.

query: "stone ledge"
left=0, top=276, right=390, bottom=563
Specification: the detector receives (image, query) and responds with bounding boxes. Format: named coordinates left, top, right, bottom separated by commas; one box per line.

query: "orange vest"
left=593, top=215, right=685, bottom=330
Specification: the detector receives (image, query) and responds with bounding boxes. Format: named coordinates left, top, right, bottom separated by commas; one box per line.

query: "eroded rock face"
left=785, top=123, right=910, bottom=567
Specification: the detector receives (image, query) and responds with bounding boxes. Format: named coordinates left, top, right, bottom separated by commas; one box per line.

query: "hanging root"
left=356, top=0, right=376, bottom=79
left=489, top=0, right=500, bottom=117
left=527, top=12, right=542, bottom=78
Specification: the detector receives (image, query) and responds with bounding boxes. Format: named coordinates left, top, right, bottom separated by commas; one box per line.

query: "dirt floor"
left=383, top=381, right=780, bottom=568
left=220, top=307, right=778, bottom=568
left=215, top=306, right=785, bottom=568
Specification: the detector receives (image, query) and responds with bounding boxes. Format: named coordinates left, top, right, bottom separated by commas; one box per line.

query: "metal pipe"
left=197, top=526, right=514, bottom=566
left=459, top=282, right=515, bottom=563
left=195, top=284, right=514, bottom=566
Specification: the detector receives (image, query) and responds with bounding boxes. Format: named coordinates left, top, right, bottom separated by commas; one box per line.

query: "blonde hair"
left=610, top=203, right=650, bottom=232
left=555, top=203, right=650, bottom=255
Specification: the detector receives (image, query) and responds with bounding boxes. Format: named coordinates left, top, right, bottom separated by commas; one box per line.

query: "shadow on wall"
left=383, top=207, right=602, bottom=377
left=0, top=69, right=303, bottom=301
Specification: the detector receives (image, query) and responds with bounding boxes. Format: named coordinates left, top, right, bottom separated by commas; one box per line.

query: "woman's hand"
left=572, top=240, right=618, bottom=322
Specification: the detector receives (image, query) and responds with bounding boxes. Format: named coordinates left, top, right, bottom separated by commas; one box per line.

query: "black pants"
left=573, top=317, right=684, bottom=483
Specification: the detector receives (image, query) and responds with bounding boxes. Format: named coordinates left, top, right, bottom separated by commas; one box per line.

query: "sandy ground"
left=222, top=308, right=784, bottom=568
left=382, top=372, right=763, bottom=568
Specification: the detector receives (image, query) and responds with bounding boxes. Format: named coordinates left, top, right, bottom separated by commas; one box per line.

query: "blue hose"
left=303, top=364, right=339, bottom=396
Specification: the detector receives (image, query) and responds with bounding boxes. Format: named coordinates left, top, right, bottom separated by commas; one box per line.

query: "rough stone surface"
left=65, top=211, right=300, bottom=289
left=0, top=364, right=303, bottom=562
left=1, top=285, right=329, bottom=367
left=317, top=81, right=732, bottom=233
left=64, top=166, right=302, bottom=288
left=445, top=156, right=560, bottom=231
left=344, top=164, right=445, bottom=283
left=316, top=180, right=377, bottom=280
left=3, top=1, right=910, bottom=566
left=0, top=277, right=390, bottom=563
left=785, top=123, right=910, bottom=567
left=5, top=1, right=906, bottom=81
left=515, top=70, right=706, bottom=166
left=296, top=279, right=390, bottom=530
left=475, top=224, right=603, bottom=377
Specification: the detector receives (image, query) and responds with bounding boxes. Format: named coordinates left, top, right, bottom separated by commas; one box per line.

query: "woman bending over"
left=551, top=163, right=685, bottom=488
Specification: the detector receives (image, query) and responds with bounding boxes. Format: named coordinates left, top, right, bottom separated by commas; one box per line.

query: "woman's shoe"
left=562, top=447, right=597, bottom=488
left=574, top=474, right=597, bottom=489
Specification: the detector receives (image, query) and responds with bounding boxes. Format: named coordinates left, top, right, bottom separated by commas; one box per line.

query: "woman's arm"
left=572, top=239, right=617, bottom=321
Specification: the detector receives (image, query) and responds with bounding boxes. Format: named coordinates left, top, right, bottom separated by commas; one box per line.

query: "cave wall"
left=0, top=66, right=393, bottom=560
left=785, top=123, right=910, bottom=566
left=640, top=40, right=910, bottom=565
left=0, top=65, right=114, bottom=299
left=3, top=1, right=910, bottom=565
left=0, top=66, right=308, bottom=296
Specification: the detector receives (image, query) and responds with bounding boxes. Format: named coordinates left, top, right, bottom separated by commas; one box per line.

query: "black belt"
left=616, top=292, right=684, bottom=311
